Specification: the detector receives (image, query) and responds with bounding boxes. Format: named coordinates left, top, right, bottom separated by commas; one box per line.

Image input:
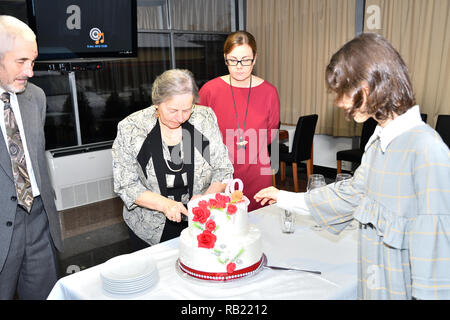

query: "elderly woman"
left=255, top=33, right=450, bottom=300
left=112, top=69, right=233, bottom=250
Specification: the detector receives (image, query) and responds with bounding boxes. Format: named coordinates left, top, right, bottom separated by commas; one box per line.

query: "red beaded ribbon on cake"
left=178, top=257, right=263, bottom=282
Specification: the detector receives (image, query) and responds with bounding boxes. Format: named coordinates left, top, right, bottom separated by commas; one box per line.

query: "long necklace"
left=164, top=156, right=184, bottom=173
left=160, top=123, right=184, bottom=173
left=229, top=75, right=252, bottom=149
left=163, top=143, right=184, bottom=173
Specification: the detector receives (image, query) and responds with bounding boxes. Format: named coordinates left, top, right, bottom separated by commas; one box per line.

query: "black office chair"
left=435, top=114, right=450, bottom=148
left=279, top=114, right=318, bottom=192
left=421, top=113, right=428, bottom=123
left=336, top=117, right=378, bottom=174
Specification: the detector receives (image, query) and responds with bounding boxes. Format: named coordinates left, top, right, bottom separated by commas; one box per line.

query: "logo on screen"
left=89, top=28, right=105, bottom=44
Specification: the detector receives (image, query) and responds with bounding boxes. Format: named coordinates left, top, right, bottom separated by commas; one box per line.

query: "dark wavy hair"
left=325, top=33, right=415, bottom=121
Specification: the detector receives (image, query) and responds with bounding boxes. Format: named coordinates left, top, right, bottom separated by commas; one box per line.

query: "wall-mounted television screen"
left=26, top=0, right=137, bottom=62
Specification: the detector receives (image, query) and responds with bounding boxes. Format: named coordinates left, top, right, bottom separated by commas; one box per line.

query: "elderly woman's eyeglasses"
left=225, top=58, right=254, bottom=66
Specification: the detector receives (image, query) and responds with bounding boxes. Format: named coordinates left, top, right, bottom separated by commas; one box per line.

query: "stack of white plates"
left=100, top=254, right=158, bottom=297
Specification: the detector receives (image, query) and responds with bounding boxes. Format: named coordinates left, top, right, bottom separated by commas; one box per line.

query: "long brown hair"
left=223, top=30, right=257, bottom=56
left=326, top=33, right=415, bottom=120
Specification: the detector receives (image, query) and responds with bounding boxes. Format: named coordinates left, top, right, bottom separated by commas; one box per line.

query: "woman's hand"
left=161, top=198, right=188, bottom=222
left=135, top=191, right=188, bottom=222
left=254, top=186, right=280, bottom=206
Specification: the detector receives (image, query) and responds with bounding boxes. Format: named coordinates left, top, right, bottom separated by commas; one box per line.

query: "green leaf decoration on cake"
left=218, top=257, right=229, bottom=264
left=232, top=248, right=245, bottom=262
left=193, top=222, right=204, bottom=231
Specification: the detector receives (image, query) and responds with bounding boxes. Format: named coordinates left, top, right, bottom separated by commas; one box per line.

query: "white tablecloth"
left=48, top=204, right=357, bottom=300
left=279, top=124, right=296, bottom=152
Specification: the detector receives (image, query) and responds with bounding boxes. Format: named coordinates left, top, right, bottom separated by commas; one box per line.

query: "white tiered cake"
left=178, top=179, right=263, bottom=281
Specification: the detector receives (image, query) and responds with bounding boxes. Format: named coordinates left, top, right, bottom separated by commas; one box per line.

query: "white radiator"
left=45, top=142, right=116, bottom=211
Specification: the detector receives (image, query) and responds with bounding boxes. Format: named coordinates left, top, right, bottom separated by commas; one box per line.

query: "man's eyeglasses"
left=225, top=58, right=254, bottom=66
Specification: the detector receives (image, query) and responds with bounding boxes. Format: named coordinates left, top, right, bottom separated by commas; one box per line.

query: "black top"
left=136, top=120, right=211, bottom=202
left=164, top=144, right=189, bottom=204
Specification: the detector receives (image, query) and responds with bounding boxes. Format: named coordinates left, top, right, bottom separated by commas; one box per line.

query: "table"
left=47, top=205, right=358, bottom=300
left=279, top=130, right=289, bottom=141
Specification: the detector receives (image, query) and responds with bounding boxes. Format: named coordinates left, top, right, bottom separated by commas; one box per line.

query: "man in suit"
left=0, top=15, right=62, bottom=299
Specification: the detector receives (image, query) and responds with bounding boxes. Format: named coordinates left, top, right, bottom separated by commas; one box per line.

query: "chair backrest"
left=291, top=114, right=318, bottom=161
left=421, top=113, right=428, bottom=123
left=359, top=118, right=378, bottom=151
left=435, top=114, right=450, bottom=148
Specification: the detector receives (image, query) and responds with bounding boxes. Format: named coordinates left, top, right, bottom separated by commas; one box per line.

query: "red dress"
left=199, top=77, right=280, bottom=211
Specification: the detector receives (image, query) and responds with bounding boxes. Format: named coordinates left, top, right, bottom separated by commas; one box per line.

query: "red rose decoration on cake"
left=216, top=201, right=226, bottom=209
left=208, top=198, right=217, bottom=207
left=197, top=230, right=217, bottom=249
left=209, top=193, right=230, bottom=209
left=216, top=193, right=231, bottom=203
left=192, top=206, right=210, bottom=224
left=227, top=262, right=236, bottom=274
left=213, top=193, right=229, bottom=209
left=227, top=204, right=237, bottom=215
left=205, top=219, right=216, bottom=232
left=198, top=200, right=209, bottom=208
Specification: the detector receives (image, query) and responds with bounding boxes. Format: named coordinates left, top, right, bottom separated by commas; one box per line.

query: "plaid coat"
left=305, top=123, right=450, bottom=299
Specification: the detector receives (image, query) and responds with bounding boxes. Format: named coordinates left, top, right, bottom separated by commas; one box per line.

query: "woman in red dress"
left=199, top=31, right=280, bottom=211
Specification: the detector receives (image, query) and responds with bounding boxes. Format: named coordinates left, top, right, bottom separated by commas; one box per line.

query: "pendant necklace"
left=229, top=75, right=252, bottom=149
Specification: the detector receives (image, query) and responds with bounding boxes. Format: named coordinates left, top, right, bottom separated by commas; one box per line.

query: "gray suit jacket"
left=0, top=83, right=62, bottom=272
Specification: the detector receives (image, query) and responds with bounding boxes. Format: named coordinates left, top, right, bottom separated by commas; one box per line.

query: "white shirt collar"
left=0, top=88, right=18, bottom=113
left=0, top=87, right=16, bottom=101
left=365, top=105, right=424, bottom=153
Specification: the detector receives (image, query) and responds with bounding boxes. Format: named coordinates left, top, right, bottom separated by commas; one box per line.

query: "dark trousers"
left=127, top=219, right=188, bottom=252
left=0, top=196, right=59, bottom=300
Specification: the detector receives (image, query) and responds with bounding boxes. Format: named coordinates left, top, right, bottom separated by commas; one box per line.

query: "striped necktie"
left=1, top=92, right=34, bottom=213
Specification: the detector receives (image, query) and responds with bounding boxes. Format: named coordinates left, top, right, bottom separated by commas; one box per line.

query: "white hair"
left=152, top=69, right=199, bottom=105
left=0, top=15, right=36, bottom=57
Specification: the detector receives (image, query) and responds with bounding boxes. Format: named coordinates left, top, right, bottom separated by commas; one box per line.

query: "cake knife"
left=264, top=264, right=321, bottom=275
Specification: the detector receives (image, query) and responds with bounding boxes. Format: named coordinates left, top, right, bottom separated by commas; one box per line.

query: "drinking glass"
left=281, top=210, right=296, bottom=233
left=335, top=173, right=357, bottom=230
left=307, top=174, right=326, bottom=231
left=307, top=174, right=326, bottom=192
left=335, top=173, right=352, bottom=184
